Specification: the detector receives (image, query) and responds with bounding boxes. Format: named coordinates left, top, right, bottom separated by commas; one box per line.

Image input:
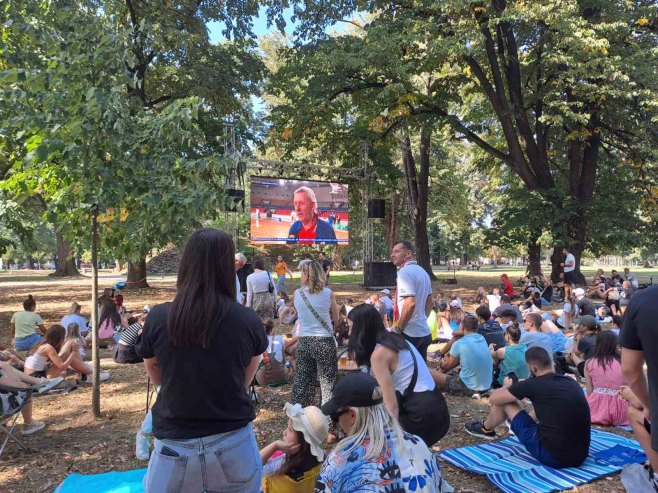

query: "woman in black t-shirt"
left=137, top=228, right=268, bottom=493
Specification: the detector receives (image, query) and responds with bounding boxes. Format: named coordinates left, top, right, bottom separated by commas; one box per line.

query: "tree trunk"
left=26, top=256, right=35, bottom=270
left=527, top=237, right=542, bottom=277
left=385, top=190, right=401, bottom=251
left=126, top=257, right=149, bottom=288
left=399, top=129, right=436, bottom=280
left=54, top=231, right=80, bottom=276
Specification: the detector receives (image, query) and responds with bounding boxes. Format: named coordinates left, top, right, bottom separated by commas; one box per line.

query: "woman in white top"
left=256, top=320, right=287, bottom=386
left=24, top=325, right=87, bottom=379
left=291, top=261, right=339, bottom=412
left=246, top=259, right=277, bottom=320
left=346, top=303, right=450, bottom=446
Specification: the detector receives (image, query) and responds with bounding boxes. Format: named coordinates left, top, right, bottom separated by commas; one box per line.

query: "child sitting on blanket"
left=260, top=403, right=328, bottom=493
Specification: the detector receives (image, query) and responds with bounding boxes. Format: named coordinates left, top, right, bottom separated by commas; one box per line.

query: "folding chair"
left=0, top=386, right=32, bottom=458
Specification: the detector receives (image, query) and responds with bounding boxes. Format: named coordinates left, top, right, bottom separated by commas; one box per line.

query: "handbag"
left=267, top=272, right=274, bottom=294
left=395, top=342, right=450, bottom=446
left=298, top=289, right=337, bottom=346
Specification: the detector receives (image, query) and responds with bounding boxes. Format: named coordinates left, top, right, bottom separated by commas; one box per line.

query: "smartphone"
left=160, top=446, right=180, bottom=457
left=507, top=372, right=519, bottom=385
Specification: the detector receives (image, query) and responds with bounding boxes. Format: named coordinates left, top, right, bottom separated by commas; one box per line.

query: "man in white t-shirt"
left=561, top=247, right=577, bottom=286
left=390, top=240, right=433, bottom=360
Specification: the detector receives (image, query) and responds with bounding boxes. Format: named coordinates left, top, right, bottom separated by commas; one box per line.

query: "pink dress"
left=586, top=358, right=629, bottom=426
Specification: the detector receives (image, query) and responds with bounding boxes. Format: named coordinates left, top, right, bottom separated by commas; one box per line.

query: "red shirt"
left=297, top=220, right=317, bottom=244
left=502, top=278, right=515, bottom=297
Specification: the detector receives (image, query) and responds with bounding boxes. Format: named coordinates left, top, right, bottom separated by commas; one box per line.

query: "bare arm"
left=398, top=296, right=416, bottom=332
left=45, top=346, right=76, bottom=371
left=144, top=357, right=162, bottom=386
left=370, top=346, right=399, bottom=418
left=329, top=292, right=340, bottom=326
left=489, top=388, right=518, bottom=406
left=244, top=355, right=261, bottom=390
left=37, top=324, right=47, bottom=335
left=439, top=353, right=459, bottom=372
left=584, top=362, right=593, bottom=395
left=425, top=294, right=433, bottom=317
left=622, top=348, right=650, bottom=410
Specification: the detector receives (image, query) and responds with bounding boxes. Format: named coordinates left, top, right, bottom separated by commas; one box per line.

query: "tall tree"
left=287, top=0, right=658, bottom=283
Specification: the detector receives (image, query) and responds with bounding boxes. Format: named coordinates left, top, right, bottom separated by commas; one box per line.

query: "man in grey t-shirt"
left=390, top=240, right=433, bottom=360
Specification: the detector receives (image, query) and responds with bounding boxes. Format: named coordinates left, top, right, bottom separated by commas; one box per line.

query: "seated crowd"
left=4, top=233, right=653, bottom=492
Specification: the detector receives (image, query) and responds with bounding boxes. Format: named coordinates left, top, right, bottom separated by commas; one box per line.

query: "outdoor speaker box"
left=367, top=199, right=385, bottom=218
left=363, top=261, right=397, bottom=288
left=225, top=188, right=245, bottom=212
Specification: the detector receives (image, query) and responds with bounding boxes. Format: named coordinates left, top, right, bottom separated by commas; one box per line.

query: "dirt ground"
left=0, top=271, right=629, bottom=492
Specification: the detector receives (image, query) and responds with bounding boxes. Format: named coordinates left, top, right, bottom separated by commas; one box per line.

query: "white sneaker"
left=35, top=376, right=64, bottom=393
left=22, top=421, right=45, bottom=435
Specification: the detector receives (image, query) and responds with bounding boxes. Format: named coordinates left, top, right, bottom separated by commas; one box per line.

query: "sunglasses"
left=330, top=408, right=350, bottom=423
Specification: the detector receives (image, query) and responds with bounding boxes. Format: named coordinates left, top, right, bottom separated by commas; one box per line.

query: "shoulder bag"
left=298, top=289, right=337, bottom=346
left=395, top=341, right=450, bottom=446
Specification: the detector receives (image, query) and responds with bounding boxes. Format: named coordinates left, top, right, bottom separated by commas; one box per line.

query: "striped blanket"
left=439, top=429, right=643, bottom=493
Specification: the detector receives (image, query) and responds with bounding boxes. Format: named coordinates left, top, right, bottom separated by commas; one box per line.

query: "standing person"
left=390, top=241, right=433, bottom=360
left=346, top=304, right=450, bottom=446
left=561, top=246, right=577, bottom=286
left=291, top=261, right=339, bottom=412
left=620, top=285, right=658, bottom=484
left=136, top=228, right=267, bottom=493
left=465, top=347, right=591, bottom=469
left=275, top=255, right=293, bottom=295
left=60, top=302, right=89, bottom=338
left=235, top=252, right=254, bottom=304
left=317, top=373, right=453, bottom=493
left=318, top=251, right=332, bottom=286
left=11, top=295, right=46, bottom=351
left=246, top=259, right=277, bottom=321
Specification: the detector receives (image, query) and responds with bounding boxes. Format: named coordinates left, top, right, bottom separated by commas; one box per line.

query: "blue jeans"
left=511, top=410, right=563, bottom=468
left=277, top=274, right=287, bottom=294
left=15, top=333, right=41, bottom=351
left=143, top=423, right=261, bottom=493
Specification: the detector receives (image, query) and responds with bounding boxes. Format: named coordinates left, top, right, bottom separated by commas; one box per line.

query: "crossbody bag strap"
left=299, top=289, right=334, bottom=338
left=403, top=341, right=419, bottom=397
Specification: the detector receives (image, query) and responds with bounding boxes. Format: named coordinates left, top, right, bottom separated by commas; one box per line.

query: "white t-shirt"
left=487, top=294, right=501, bottom=312
left=265, top=334, right=285, bottom=363
left=246, top=270, right=276, bottom=307
left=294, top=287, right=334, bottom=338
left=564, top=253, right=576, bottom=273
left=396, top=262, right=432, bottom=338
left=61, top=314, right=89, bottom=335
left=388, top=342, right=435, bottom=393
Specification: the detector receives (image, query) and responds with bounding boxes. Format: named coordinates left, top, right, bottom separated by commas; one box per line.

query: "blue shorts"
left=15, top=332, right=42, bottom=351
left=511, top=410, right=562, bottom=468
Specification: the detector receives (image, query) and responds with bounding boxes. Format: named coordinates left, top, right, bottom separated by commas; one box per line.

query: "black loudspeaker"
left=367, top=199, right=385, bottom=218
left=225, top=189, right=245, bottom=212
left=363, top=261, right=397, bottom=288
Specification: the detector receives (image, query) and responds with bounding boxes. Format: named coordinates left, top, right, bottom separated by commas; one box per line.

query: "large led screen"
left=250, top=177, right=349, bottom=244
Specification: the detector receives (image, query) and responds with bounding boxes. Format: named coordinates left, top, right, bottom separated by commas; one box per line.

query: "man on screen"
left=287, top=186, right=337, bottom=244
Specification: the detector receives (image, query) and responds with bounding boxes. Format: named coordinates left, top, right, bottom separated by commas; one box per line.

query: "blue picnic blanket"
left=439, top=429, right=644, bottom=493
left=54, top=468, right=146, bottom=493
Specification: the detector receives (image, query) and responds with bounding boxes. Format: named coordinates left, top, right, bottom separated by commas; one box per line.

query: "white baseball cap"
left=380, top=289, right=390, bottom=295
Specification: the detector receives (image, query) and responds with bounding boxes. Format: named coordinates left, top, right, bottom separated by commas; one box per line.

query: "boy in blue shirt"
left=435, top=315, right=493, bottom=396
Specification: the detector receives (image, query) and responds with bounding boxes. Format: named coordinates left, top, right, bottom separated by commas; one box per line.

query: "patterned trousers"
left=291, top=337, right=337, bottom=407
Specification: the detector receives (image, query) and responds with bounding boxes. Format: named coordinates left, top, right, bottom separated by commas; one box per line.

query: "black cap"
left=320, top=373, right=383, bottom=416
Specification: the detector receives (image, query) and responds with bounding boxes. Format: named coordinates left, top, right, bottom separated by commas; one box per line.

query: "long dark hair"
left=592, top=330, right=620, bottom=371
left=347, top=303, right=407, bottom=367
left=278, top=430, right=320, bottom=479
left=167, top=228, right=236, bottom=348
left=99, top=298, right=121, bottom=328
left=29, top=324, right=65, bottom=354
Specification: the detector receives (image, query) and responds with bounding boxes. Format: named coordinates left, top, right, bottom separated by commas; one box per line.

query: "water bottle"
left=136, top=431, right=151, bottom=460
